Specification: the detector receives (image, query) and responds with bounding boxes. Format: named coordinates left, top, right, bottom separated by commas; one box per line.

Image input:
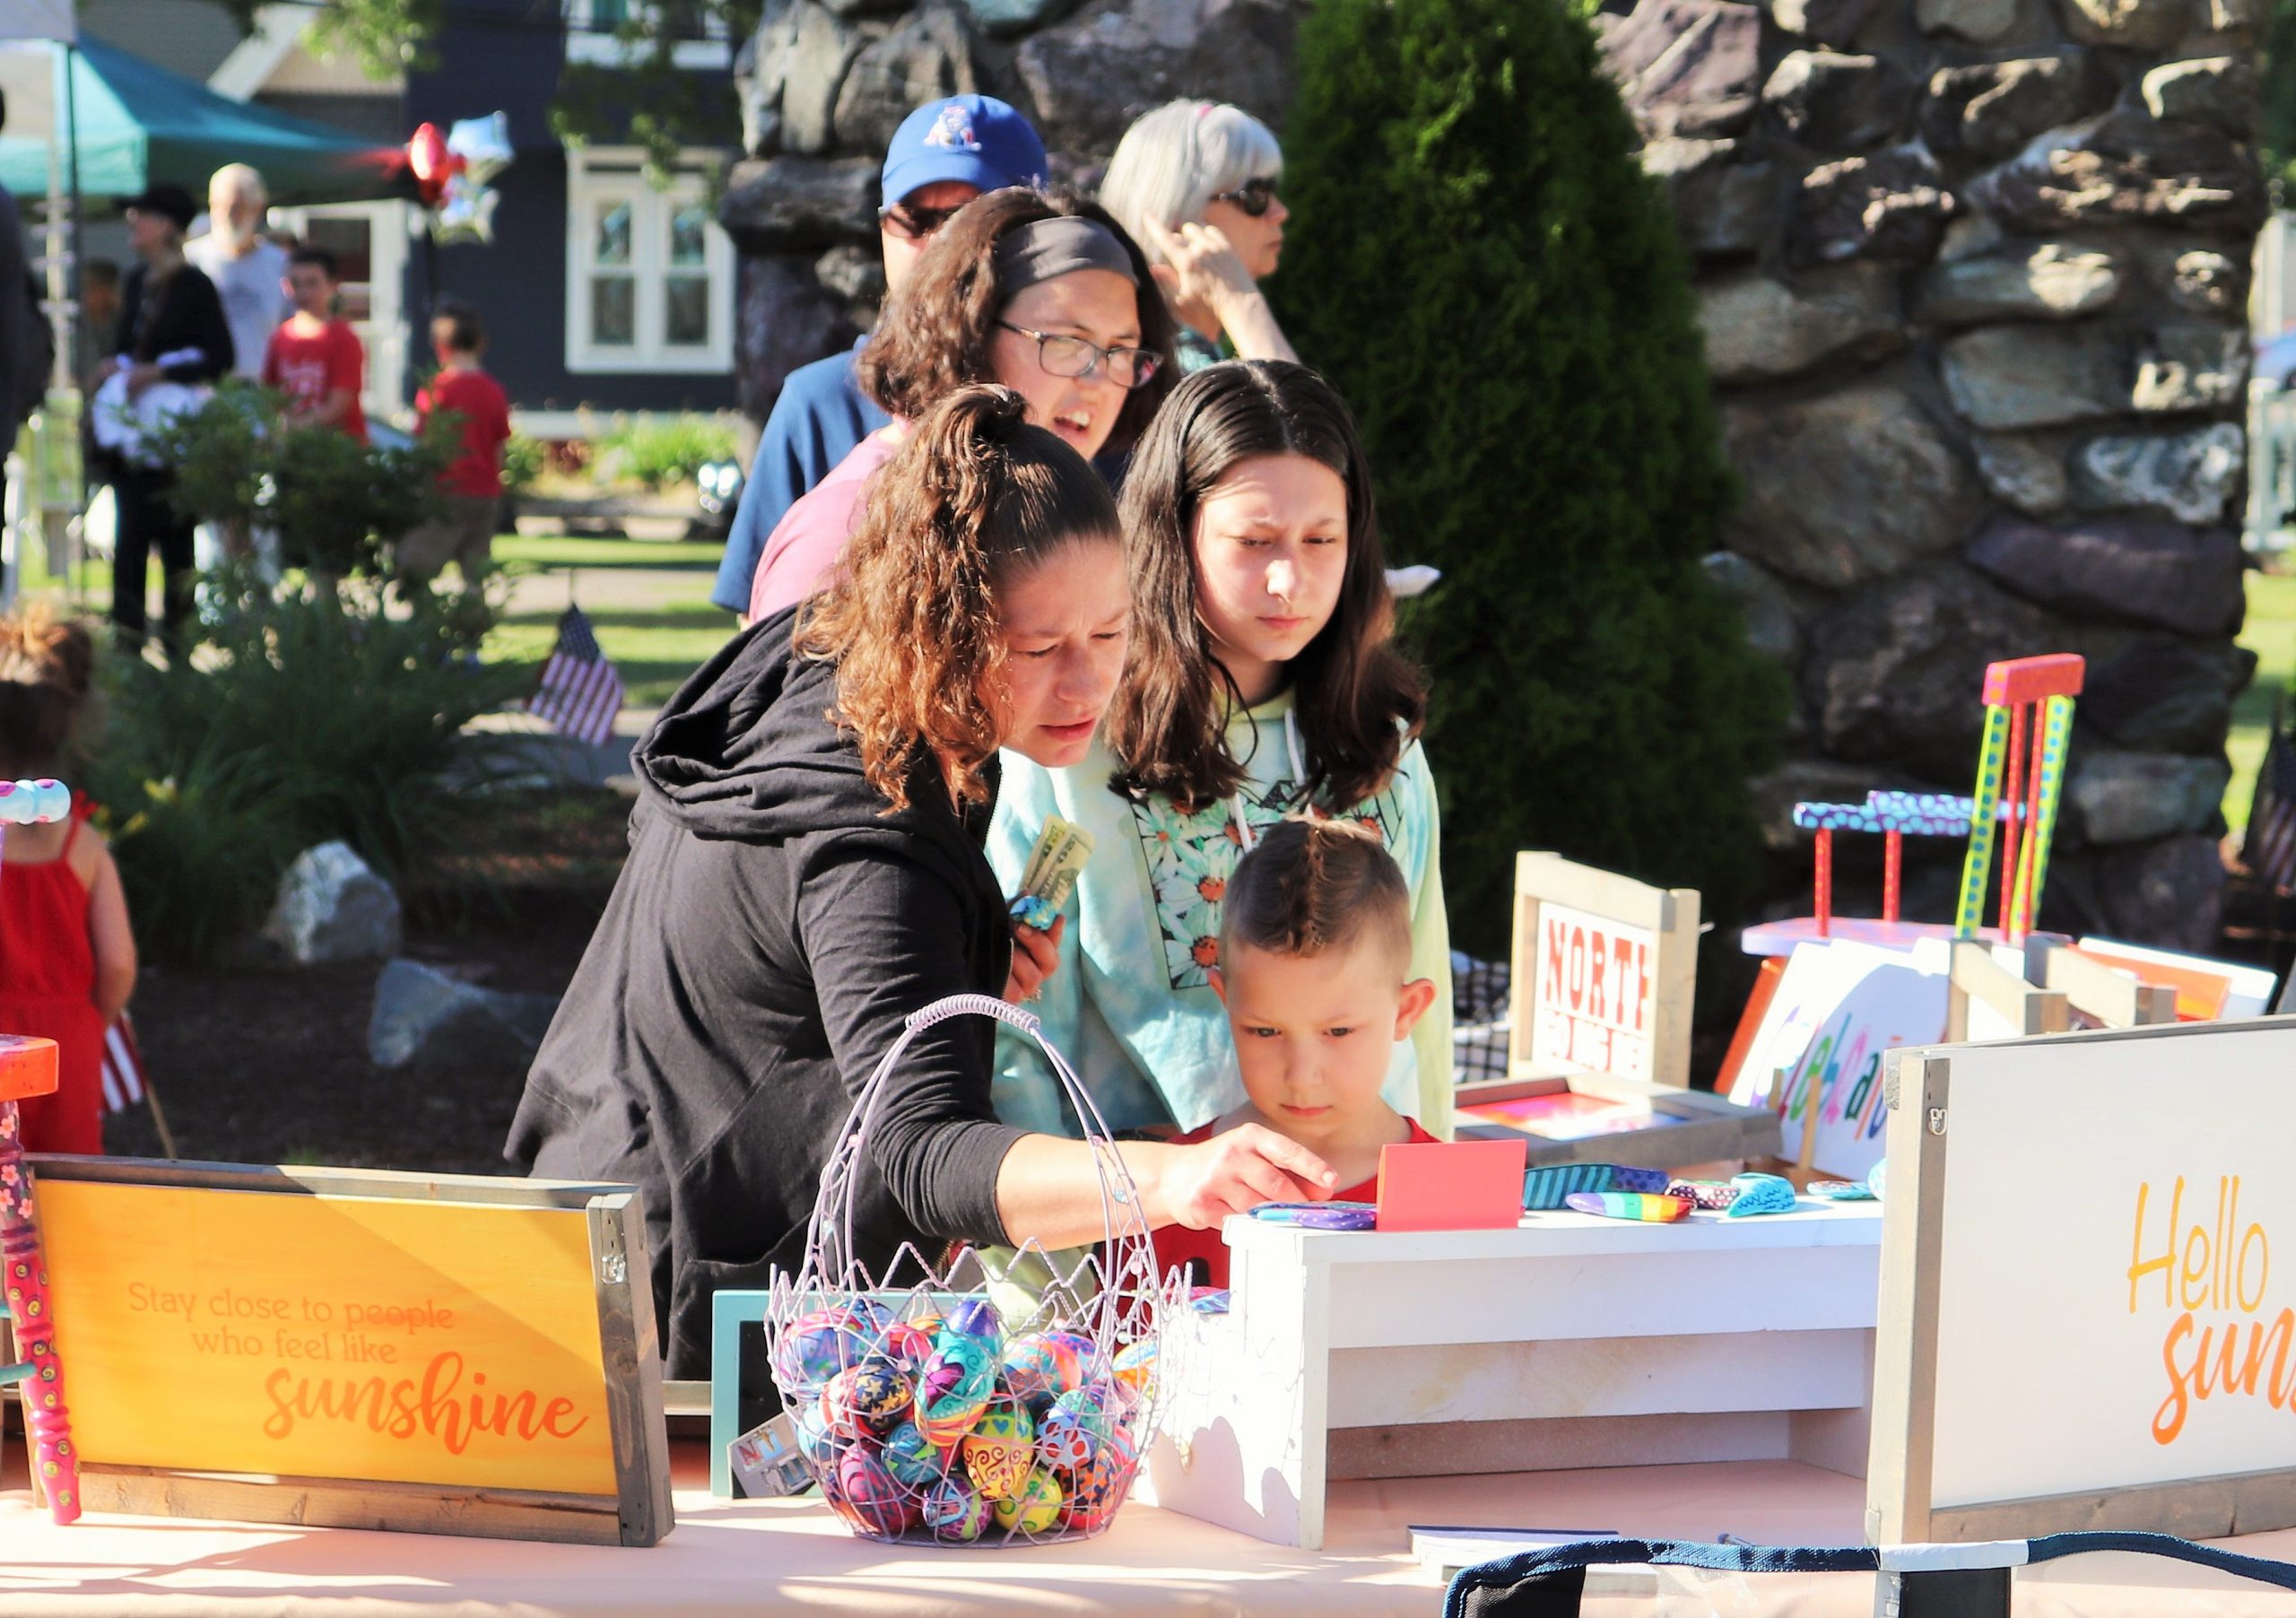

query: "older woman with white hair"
left=1097, top=100, right=1299, bottom=374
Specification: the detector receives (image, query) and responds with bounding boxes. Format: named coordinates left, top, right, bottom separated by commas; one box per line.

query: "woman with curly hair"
left=744, top=187, right=1174, bottom=622
left=509, top=386, right=1337, bottom=1379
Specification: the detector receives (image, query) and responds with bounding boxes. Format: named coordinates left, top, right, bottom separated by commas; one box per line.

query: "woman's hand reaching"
left=1156, top=1124, right=1338, bottom=1229
left=1003, top=913, right=1063, bottom=1005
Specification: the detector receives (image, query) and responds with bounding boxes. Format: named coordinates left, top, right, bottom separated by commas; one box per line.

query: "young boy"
left=399, top=300, right=511, bottom=592
left=260, top=245, right=366, bottom=439
left=1152, top=818, right=1441, bottom=1289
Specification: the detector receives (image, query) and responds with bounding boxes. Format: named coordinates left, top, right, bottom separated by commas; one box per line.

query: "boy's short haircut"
left=431, top=300, right=485, bottom=354
left=1222, top=817, right=1412, bottom=971
left=288, top=244, right=339, bottom=280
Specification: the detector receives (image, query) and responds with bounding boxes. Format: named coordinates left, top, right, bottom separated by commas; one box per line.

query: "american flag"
left=100, top=1012, right=145, bottom=1113
left=2246, top=693, right=2296, bottom=895
left=529, top=605, right=624, bottom=747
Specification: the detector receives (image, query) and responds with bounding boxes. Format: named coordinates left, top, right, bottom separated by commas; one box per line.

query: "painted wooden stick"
left=2012, top=693, right=2076, bottom=942
left=1, top=1096, right=78, bottom=1524
left=1956, top=704, right=2012, bottom=939
left=1882, top=829, right=1903, bottom=924
left=1997, top=700, right=2029, bottom=937
left=1813, top=827, right=1833, bottom=936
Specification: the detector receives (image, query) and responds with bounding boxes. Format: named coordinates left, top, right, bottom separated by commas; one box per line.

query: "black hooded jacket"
left=506, top=609, right=1025, bottom=1377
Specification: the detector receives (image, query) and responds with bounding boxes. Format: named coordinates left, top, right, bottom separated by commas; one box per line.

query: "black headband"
left=993, top=216, right=1139, bottom=295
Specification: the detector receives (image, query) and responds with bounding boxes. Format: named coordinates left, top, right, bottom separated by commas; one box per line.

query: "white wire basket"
left=764, top=993, right=1182, bottom=1545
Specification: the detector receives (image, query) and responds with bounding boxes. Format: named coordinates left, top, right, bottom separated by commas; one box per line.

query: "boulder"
left=1604, top=0, right=1763, bottom=137
left=2131, top=325, right=2248, bottom=414
left=2060, top=0, right=2195, bottom=48
left=1920, top=55, right=2109, bottom=161
left=1762, top=50, right=1915, bottom=150
left=718, top=155, right=879, bottom=252
left=1722, top=381, right=1979, bottom=591
left=1702, top=550, right=1804, bottom=664
left=2205, top=0, right=2267, bottom=30
left=1940, top=325, right=2126, bottom=431
left=367, top=959, right=561, bottom=1073
left=1968, top=110, right=2265, bottom=233
left=2068, top=748, right=2230, bottom=845
left=735, top=0, right=793, bottom=156
left=1766, top=0, right=1882, bottom=47
left=1914, top=0, right=2019, bottom=40
left=734, top=253, right=861, bottom=423
left=833, top=5, right=978, bottom=155
left=2142, top=57, right=2255, bottom=133
left=1015, top=0, right=1301, bottom=161
left=1788, top=147, right=1952, bottom=266
left=1970, top=432, right=2070, bottom=517
left=2165, top=248, right=2245, bottom=315
left=1642, top=137, right=1778, bottom=257
left=1964, top=511, right=2244, bottom=636
left=814, top=242, right=886, bottom=306
left=1916, top=241, right=2120, bottom=325
left=2069, top=422, right=2243, bottom=522
left=2083, top=639, right=2244, bottom=752
left=263, top=842, right=401, bottom=966
left=1696, top=262, right=1901, bottom=383
left=1802, top=563, right=2073, bottom=779
left=962, top=0, right=1085, bottom=35
left=2094, top=833, right=2227, bottom=954
left=775, top=0, right=865, bottom=154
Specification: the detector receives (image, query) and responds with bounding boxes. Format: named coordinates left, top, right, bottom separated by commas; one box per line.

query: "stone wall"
left=1603, top=0, right=2263, bottom=948
left=718, top=0, right=1309, bottom=419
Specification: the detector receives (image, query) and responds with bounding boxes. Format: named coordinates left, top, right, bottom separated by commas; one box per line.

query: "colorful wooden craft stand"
left=1954, top=654, right=2083, bottom=946
left=1793, top=793, right=1977, bottom=936
left=0, top=778, right=83, bottom=1526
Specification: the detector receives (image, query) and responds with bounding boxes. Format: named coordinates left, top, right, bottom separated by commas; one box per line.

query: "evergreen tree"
left=1277, top=0, right=1787, bottom=956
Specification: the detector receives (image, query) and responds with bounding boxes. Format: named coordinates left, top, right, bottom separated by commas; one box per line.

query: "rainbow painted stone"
left=831, top=1446, right=918, bottom=1537
left=922, top=1474, right=993, bottom=1543
left=822, top=1356, right=912, bottom=1440
left=992, top=1465, right=1066, bottom=1535
left=962, top=1396, right=1037, bottom=1501
left=881, top=1420, right=952, bottom=1488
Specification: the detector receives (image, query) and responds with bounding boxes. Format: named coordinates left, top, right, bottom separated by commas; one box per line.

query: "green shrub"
left=1275, top=0, right=1788, bottom=955
left=594, top=413, right=738, bottom=491
left=501, top=431, right=545, bottom=496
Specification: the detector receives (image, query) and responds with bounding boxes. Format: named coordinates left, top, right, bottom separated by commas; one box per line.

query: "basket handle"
left=905, top=992, right=1040, bottom=1039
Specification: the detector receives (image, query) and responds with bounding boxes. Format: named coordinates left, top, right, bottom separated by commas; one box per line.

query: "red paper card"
left=1374, top=1138, right=1527, bottom=1232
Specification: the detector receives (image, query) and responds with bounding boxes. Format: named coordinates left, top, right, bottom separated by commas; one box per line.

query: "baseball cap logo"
left=924, top=104, right=980, bottom=152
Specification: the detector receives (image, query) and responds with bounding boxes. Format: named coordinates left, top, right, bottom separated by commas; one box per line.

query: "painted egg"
left=822, top=1356, right=912, bottom=1440
left=1037, top=1385, right=1120, bottom=1473
left=793, top=1399, right=843, bottom=1472
left=1060, top=1428, right=1138, bottom=1534
left=774, top=1308, right=864, bottom=1394
left=881, top=1421, right=952, bottom=1488
left=1000, top=1332, right=1084, bottom=1404
left=831, top=1446, right=918, bottom=1538
left=921, top=1474, right=992, bottom=1543
left=961, top=1396, right=1037, bottom=1501
left=917, top=1337, right=996, bottom=1448
left=943, top=1295, right=1005, bottom=1353
left=991, top=1465, right=1065, bottom=1535
left=1111, top=1338, right=1157, bottom=1404
left=879, top=1321, right=938, bottom=1372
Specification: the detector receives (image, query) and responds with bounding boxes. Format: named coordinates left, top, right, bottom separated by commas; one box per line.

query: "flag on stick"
left=530, top=605, right=624, bottom=747
left=99, top=1013, right=144, bottom=1113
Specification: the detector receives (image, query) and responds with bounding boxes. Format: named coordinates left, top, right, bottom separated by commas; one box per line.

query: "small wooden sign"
left=31, top=1156, right=673, bottom=1546
left=1508, top=853, right=1698, bottom=1089
left=1869, top=1019, right=2296, bottom=1544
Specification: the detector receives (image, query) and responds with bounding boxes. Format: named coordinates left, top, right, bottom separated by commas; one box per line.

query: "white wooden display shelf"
left=1135, top=1200, right=1883, bottom=1550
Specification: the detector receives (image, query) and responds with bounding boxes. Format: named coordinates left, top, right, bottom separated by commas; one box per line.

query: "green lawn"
left=2230, top=570, right=2296, bottom=832
left=485, top=534, right=734, bottom=710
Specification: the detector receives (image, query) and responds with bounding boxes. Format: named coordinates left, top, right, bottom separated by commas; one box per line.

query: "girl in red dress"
left=0, top=610, right=136, bottom=1153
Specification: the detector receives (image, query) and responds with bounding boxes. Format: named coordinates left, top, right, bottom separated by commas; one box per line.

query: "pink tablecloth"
left=5, top=1446, right=2296, bottom=1616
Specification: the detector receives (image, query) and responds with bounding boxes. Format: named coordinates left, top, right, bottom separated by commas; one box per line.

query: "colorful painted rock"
left=916, top=1337, right=996, bottom=1448
left=1110, top=1338, right=1157, bottom=1404
left=1564, top=1191, right=1690, bottom=1222
left=1725, top=1173, right=1797, bottom=1218
left=822, top=1356, right=912, bottom=1440
left=961, top=1396, right=1037, bottom=1501
left=1036, top=1386, right=1119, bottom=1473
left=992, top=1465, right=1065, bottom=1535
left=831, top=1446, right=917, bottom=1538
left=921, top=1474, right=992, bottom=1543
left=881, top=1421, right=952, bottom=1488
left=1060, top=1428, right=1138, bottom=1534
left=1001, top=1332, right=1085, bottom=1404
left=774, top=1308, right=863, bottom=1394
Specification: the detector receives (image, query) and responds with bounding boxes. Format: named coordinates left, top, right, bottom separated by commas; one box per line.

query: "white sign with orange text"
left=1528, top=901, right=1657, bottom=1082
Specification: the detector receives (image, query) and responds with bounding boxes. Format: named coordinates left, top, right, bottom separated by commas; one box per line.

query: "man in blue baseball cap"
left=713, top=95, right=1048, bottom=617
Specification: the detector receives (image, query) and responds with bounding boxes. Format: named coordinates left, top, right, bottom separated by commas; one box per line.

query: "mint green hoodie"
left=986, top=689, right=1454, bottom=1138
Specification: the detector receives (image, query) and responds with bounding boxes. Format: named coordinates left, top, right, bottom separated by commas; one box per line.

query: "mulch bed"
left=100, top=790, right=631, bottom=1175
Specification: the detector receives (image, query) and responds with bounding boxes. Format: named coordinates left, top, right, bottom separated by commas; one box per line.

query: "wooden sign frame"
left=1507, top=852, right=1699, bottom=1089
left=1943, top=940, right=2068, bottom=1042
left=2030, top=943, right=2179, bottom=1029
left=27, top=1156, right=674, bottom=1546
left=1867, top=1024, right=2296, bottom=1544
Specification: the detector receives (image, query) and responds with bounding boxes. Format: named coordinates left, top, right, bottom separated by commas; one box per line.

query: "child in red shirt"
left=399, top=300, right=512, bottom=592
left=261, top=245, right=366, bottom=440
left=1152, top=819, right=1442, bottom=1289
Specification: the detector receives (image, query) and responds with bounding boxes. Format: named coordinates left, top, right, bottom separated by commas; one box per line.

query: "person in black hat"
left=97, top=182, right=233, bottom=648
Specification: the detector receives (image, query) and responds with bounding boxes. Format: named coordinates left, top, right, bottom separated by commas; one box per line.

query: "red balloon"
left=407, top=122, right=451, bottom=205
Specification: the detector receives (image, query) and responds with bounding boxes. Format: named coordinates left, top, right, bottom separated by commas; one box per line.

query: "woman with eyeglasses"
left=1097, top=100, right=1297, bottom=375
left=744, top=187, right=1174, bottom=623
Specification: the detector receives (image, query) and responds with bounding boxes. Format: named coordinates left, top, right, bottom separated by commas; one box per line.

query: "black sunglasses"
left=879, top=200, right=968, bottom=241
left=1209, top=178, right=1280, bottom=218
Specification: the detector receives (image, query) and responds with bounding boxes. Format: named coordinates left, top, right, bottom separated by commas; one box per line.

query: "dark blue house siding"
left=403, top=0, right=738, bottom=415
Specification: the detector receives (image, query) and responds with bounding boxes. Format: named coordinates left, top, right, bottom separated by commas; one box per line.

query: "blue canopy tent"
left=0, top=35, right=406, bottom=205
